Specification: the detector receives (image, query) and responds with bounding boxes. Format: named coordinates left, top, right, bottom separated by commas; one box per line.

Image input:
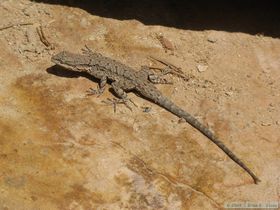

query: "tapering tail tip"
left=247, top=168, right=260, bottom=184
left=253, top=176, right=261, bottom=184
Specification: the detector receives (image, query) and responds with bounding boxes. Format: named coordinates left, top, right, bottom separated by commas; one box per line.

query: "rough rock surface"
left=0, top=1, right=279, bottom=209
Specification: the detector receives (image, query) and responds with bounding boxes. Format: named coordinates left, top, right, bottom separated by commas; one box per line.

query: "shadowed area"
left=47, top=65, right=97, bottom=80
left=34, top=0, right=279, bottom=38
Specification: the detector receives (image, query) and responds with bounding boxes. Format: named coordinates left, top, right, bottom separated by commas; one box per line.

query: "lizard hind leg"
left=140, top=66, right=173, bottom=84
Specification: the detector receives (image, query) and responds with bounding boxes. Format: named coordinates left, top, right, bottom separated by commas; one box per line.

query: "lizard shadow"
left=47, top=65, right=153, bottom=100
left=47, top=65, right=135, bottom=98
left=47, top=65, right=100, bottom=83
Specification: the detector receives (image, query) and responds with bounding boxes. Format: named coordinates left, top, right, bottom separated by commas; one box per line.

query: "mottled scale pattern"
left=51, top=50, right=260, bottom=184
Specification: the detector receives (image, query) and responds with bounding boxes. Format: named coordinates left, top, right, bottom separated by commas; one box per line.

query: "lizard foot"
left=86, top=87, right=104, bottom=97
left=141, top=66, right=173, bottom=84
left=102, top=98, right=137, bottom=112
left=81, top=45, right=94, bottom=56
left=148, top=73, right=173, bottom=84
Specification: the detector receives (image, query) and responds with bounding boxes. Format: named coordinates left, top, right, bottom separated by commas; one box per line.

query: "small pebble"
left=207, top=37, right=217, bottom=43
left=197, top=64, right=208, bottom=72
left=178, top=118, right=186, bottom=123
left=142, top=106, right=151, bottom=113
left=261, top=121, right=271, bottom=126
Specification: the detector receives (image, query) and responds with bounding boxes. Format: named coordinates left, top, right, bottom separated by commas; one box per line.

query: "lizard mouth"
left=53, top=62, right=76, bottom=71
left=51, top=56, right=76, bottom=71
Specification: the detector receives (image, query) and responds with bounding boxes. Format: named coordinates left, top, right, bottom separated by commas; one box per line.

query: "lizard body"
left=51, top=49, right=260, bottom=184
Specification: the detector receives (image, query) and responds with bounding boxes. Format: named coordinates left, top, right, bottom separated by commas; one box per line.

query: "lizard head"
left=51, top=51, right=91, bottom=72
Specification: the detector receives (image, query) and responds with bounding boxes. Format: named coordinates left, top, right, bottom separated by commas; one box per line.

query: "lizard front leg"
left=87, top=75, right=107, bottom=96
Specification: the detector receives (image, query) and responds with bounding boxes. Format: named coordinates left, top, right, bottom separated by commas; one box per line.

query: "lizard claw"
left=148, top=73, right=173, bottom=84
left=102, top=98, right=137, bottom=112
left=86, top=87, right=104, bottom=97
left=81, top=45, right=94, bottom=56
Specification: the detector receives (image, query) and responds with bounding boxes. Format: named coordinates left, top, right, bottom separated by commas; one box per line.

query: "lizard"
left=51, top=48, right=260, bottom=184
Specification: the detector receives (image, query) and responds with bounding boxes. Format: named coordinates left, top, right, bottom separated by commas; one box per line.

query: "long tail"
left=154, top=94, right=260, bottom=184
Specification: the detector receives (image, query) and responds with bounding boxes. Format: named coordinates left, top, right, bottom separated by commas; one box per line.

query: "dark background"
left=35, top=0, right=279, bottom=38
